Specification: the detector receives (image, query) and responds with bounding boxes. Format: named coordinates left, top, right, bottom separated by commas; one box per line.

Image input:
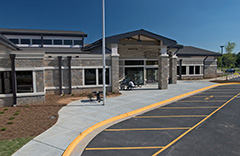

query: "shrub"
left=0, top=112, right=4, bottom=114
left=14, top=111, right=20, bottom=116
left=7, top=122, right=13, bottom=124
left=1, top=127, right=6, bottom=131
left=9, top=116, right=15, bottom=120
left=25, top=105, right=30, bottom=108
left=4, top=108, right=8, bottom=111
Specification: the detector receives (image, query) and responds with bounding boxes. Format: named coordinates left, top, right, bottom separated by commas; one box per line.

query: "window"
left=125, top=60, right=144, bottom=65
left=195, top=66, right=200, bottom=74
left=74, top=40, right=82, bottom=45
left=54, top=40, right=62, bottom=45
left=182, top=66, right=186, bottom=75
left=32, top=39, right=41, bottom=45
left=146, top=61, right=158, bottom=65
left=85, top=69, right=96, bottom=85
left=0, top=71, right=33, bottom=94
left=21, top=39, right=30, bottom=44
left=177, top=66, right=180, bottom=75
left=98, top=69, right=109, bottom=85
left=43, top=39, right=52, bottom=45
left=64, top=40, right=72, bottom=45
left=16, top=71, right=33, bottom=93
left=9, top=39, right=19, bottom=44
left=189, top=66, right=194, bottom=75
left=0, top=72, right=12, bottom=94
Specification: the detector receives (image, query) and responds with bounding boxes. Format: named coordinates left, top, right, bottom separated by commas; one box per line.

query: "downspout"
left=203, top=56, right=209, bottom=78
left=179, top=59, right=182, bottom=80
left=9, top=54, right=17, bottom=106
left=58, top=56, right=62, bottom=95
left=67, top=56, right=72, bottom=94
left=41, top=34, right=43, bottom=48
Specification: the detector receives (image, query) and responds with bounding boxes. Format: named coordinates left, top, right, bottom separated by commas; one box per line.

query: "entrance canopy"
left=82, top=29, right=182, bottom=51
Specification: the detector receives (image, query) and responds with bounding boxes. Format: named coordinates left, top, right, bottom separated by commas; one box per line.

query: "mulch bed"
left=0, top=93, right=121, bottom=140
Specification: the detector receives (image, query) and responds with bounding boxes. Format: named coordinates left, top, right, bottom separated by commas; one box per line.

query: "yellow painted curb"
left=62, top=82, right=240, bottom=156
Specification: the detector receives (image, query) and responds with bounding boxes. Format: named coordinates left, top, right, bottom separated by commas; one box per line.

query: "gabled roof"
left=0, top=34, right=19, bottom=50
left=82, top=29, right=177, bottom=51
left=0, top=28, right=87, bottom=37
left=177, top=46, right=222, bottom=57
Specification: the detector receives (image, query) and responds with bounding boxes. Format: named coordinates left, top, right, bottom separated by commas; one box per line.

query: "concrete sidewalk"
left=13, top=81, right=217, bottom=156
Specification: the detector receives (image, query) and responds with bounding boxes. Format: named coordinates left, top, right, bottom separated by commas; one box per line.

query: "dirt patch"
left=0, top=93, right=121, bottom=140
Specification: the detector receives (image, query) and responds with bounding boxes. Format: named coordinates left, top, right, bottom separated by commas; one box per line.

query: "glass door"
left=125, top=67, right=144, bottom=85
left=147, top=68, right=158, bottom=83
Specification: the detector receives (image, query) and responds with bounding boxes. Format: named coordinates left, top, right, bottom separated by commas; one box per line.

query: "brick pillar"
left=169, top=54, right=178, bottom=84
left=111, top=55, right=119, bottom=93
left=158, top=54, right=169, bottom=89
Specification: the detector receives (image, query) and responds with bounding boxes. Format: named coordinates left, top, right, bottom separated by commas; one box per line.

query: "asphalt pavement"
left=82, top=84, right=240, bottom=156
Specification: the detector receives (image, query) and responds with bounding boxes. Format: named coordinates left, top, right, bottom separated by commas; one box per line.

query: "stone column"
left=158, top=46, right=169, bottom=89
left=169, top=53, right=178, bottom=84
left=111, top=44, right=120, bottom=93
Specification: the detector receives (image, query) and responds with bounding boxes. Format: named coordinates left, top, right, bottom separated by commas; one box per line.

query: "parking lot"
left=82, top=84, right=240, bottom=156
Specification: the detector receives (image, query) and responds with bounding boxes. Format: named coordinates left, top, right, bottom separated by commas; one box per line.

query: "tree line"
left=217, top=42, right=240, bottom=68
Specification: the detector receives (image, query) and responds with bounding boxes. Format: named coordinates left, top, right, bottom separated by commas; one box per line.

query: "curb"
left=62, top=82, right=240, bottom=156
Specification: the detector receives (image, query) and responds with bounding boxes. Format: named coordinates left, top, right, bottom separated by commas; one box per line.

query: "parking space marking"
left=152, top=92, right=240, bottom=156
left=158, top=106, right=219, bottom=109
left=134, top=115, right=208, bottom=118
left=85, top=146, right=165, bottom=150
left=105, top=127, right=191, bottom=131
left=177, top=100, right=226, bottom=102
left=192, top=95, right=232, bottom=97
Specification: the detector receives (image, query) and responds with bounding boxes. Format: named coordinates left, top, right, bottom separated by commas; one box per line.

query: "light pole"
left=220, top=46, right=224, bottom=71
left=102, top=0, right=106, bottom=105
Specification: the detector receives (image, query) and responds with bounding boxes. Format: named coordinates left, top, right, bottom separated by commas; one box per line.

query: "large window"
left=195, top=66, right=200, bottom=74
left=74, top=40, right=82, bottom=46
left=64, top=40, right=72, bottom=45
left=85, top=69, right=96, bottom=85
left=98, top=69, right=109, bottom=85
left=0, top=71, right=33, bottom=94
left=0, top=72, right=12, bottom=94
left=16, top=71, right=33, bottom=93
left=43, top=39, right=52, bottom=45
left=9, top=39, right=19, bottom=44
left=54, top=40, right=62, bottom=45
left=21, top=39, right=30, bottom=44
left=32, top=39, right=41, bottom=45
left=182, top=66, right=186, bottom=75
left=189, top=66, right=194, bottom=75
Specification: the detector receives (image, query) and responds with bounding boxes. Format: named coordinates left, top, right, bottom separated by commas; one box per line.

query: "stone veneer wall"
left=44, top=55, right=112, bottom=95
left=204, top=60, right=217, bottom=78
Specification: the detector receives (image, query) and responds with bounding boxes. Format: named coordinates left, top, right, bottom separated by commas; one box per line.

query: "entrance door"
left=125, top=67, right=144, bottom=85
left=147, top=68, right=158, bottom=83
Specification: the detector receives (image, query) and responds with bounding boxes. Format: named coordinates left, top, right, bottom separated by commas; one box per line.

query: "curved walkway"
left=13, top=81, right=218, bottom=156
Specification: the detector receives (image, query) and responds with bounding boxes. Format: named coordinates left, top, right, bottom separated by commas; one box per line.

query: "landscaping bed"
left=0, top=92, right=121, bottom=155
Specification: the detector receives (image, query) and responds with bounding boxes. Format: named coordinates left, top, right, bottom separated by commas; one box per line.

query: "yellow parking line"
left=158, top=106, right=219, bottom=109
left=105, top=127, right=191, bottom=131
left=135, top=115, right=207, bottom=118
left=192, top=95, right=232, bottom=97
left=152, top=92, right=240, bottom=156
left=85, top=146, right=164, bottom=150
left=177, top=100, right=225, bottom=102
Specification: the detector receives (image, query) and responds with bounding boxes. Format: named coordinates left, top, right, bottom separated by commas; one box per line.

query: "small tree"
left=236, top=52, right=240, bottom=67
left=222, top=42, right=237, bottom=68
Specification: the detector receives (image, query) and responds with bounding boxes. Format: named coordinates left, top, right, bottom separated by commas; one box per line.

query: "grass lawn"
left=0, top=137, right=33, bottom=156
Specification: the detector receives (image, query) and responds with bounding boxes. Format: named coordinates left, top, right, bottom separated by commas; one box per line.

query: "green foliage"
left=7, top=122, right=13, bottom=124
left=222, top=53, right=237, bottom=68
left=1, top=127, right=7, bottom=131
left=218, top=42, right=238, bottom=68
left=0, top=137, right=33, bottom=156
left=25, top=105, right=30, bottom=108
left=225, top=42, right=236, bottom=53
left=0, top=112, right=4, bottom=114
left=14, top=111, right=20, bottom=116
left=3, top=108, right=8, bottom=111
left=8, top=117, right=15, bottom=120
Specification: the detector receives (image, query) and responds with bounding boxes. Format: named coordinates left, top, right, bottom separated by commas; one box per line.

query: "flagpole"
left=102, top=0, right=106, bottom=105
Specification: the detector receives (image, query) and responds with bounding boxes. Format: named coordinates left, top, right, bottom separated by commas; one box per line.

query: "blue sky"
left=1, top=0, right=240, bottom=53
